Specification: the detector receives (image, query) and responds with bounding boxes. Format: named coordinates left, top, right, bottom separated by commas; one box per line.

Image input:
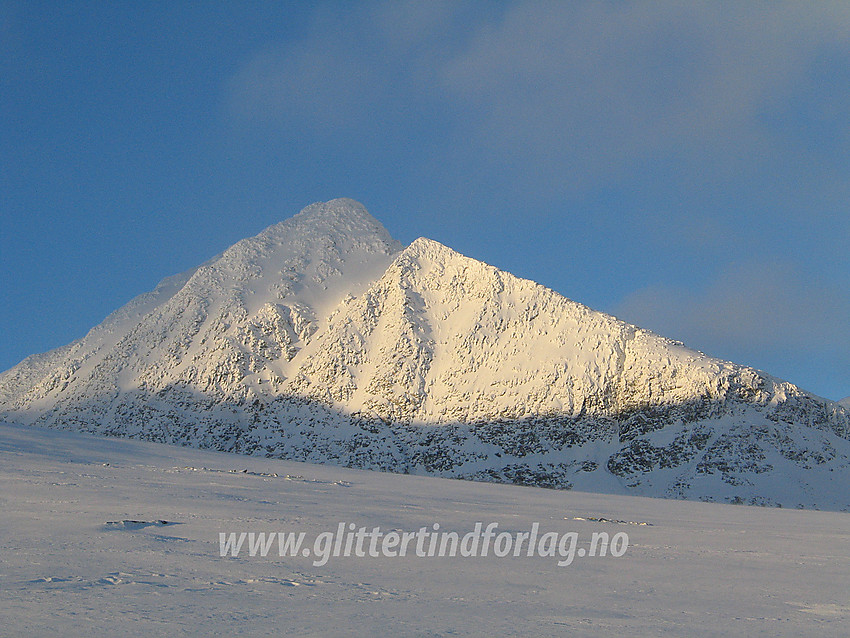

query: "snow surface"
left=1, top=198, right=848, bottom=508
left=1, top=422, right=848, bottom=637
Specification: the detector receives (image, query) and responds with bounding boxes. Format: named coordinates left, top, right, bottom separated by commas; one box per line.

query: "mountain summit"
left=2, top=199, right=848, bottom=508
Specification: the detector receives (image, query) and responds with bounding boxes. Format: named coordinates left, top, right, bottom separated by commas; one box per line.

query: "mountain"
left=2, top=198, right=849, bottom=509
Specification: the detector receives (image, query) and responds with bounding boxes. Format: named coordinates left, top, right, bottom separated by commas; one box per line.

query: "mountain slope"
left=2, top=199, right=848, bottom=509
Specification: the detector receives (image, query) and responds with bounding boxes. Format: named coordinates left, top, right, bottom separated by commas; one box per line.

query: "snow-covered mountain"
left=2, top=198, right=849, bottom=508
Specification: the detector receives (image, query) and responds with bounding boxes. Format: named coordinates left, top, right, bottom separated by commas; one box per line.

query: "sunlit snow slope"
left=2, top=199, right=848, bottom=508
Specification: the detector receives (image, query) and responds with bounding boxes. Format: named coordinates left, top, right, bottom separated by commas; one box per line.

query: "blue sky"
left=1, top=1, right=848, bottom=400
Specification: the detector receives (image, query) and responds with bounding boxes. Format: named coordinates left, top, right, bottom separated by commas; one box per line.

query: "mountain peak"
left=302, top=196, right=368, bottom=215
left=275, top=198, right=397, bottom=247
left=204, top=198, right=402, bottom=298
left=406, top=236, right=451, bottom=251
left=294, top=197, right=370, bottom=224
left=2, top=199, right=849, bottom=509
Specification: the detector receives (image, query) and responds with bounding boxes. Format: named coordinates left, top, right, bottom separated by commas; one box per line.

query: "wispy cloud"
left=614, top=260, right=850, bottom=396
left=438, top=1, right=850, bottom=188
left=226, top=2, right=850, bottom=187
left=223, top=1, right=471, bottom=135
left=225, top=30, right=379, bottom=131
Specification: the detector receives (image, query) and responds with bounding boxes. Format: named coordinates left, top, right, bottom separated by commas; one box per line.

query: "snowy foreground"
left=1, top=422, right=848, bottom=637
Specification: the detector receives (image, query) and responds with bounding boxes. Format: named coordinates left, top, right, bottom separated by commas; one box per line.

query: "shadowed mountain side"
left=11, top=381, right=849, bottom=510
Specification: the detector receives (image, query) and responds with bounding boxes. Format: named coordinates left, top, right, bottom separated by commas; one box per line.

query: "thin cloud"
left=614, top=260, right=850, bottom=394
left=225, top=2, right=850, bottom=180
left=223, top=2, right=471, bottom=134
left=438, top=1, right=850, bottom=188
left=226, top=37, right=380, bottom=131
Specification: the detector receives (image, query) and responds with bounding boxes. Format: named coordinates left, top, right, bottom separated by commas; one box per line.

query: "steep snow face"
left=293, top=236, right=732, bottom=423
left=1, top=199, right=849, bottom=508
left=291, top=236, right=845, bottom=431
left=0, top=198, right=402, bottom=411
